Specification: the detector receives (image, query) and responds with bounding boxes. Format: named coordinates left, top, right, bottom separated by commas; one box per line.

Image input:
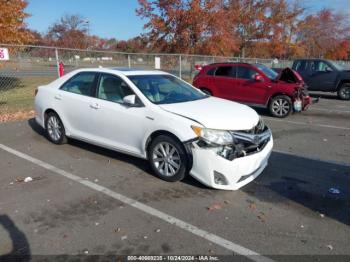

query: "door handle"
left=54, top=94, right=62, bottom=100
left=90, top=103, right=100, bottom=109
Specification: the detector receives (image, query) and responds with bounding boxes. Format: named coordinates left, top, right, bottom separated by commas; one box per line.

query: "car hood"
left=159, top=97, right=260, bottom=130
left=277, top=67, right=304, bottom=84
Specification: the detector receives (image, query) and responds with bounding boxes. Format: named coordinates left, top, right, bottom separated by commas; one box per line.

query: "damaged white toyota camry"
left=35, top=68, right=273, bottom=190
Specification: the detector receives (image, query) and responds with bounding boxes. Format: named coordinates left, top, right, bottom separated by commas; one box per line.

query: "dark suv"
left=292, top=59, right=350, bottom=100
left=193, top=63, right=311, bottom=118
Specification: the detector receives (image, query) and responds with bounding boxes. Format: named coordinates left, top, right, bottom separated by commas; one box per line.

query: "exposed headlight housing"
left=191, top=126, right=233, bottom=145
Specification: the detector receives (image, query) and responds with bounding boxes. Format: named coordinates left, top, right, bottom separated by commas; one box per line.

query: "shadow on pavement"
left=28, top=118, right=350, bottom=225
left=309, top=92, right=339, bottom=100
left=0, top=215, right=31, bottom=262
left=244, top=151, right=350, bottom=226
left=27, top=118, right=209, bottom=190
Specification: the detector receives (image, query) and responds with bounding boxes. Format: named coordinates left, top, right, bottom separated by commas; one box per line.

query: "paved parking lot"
left=0, top=93, right=349, bottom=261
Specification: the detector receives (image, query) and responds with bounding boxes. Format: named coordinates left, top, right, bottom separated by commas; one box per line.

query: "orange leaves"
left=136, top=0, right=238, bottom=56
left=0, top=0, right=35, bottom=44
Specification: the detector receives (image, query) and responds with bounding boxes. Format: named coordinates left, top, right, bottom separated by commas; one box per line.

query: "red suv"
left=193, top=63, right=311, bottom=118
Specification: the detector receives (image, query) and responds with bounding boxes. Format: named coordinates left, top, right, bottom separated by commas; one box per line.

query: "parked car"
left=193, top=62, right=311, bottom=118
left=292, top=59, right=350, bottom=100
left=34, top=68, right=273, bottom=190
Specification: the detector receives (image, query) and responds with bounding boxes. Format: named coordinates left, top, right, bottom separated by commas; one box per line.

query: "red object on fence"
left=59, top=62, right=65, bottom=77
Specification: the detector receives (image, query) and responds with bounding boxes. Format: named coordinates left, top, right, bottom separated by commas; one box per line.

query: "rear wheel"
left=338, top=84, right=350, bottom=100
left=45, top=112, right=67, bottom=144
left=269, top=95, right=292, bottom=118
left=148, top=135, right=188, bottom=182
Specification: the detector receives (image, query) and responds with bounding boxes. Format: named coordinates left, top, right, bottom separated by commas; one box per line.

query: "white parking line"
left=0, top=143, right=273, bottom=262
left=263, top=117, right=350, bottom=130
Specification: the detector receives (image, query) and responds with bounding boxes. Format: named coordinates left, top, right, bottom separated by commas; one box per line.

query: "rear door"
left=234, top=65, right=269, bottom=105
left=210, top=66, right=238, bottom=100
left=56, top=72, right=98, bottom=139
left=306, top=60, right=338, bottom=91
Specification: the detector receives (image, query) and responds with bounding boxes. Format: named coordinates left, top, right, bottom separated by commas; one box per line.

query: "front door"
left=306, top=60, right=338, bottom=91
left=88, top=73, right=150, bottom=156
left=234, top=65, right=269, bottom=105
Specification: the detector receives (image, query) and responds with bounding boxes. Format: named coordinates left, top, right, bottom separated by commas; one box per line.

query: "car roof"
left=71, top=67, right=170, bottom=76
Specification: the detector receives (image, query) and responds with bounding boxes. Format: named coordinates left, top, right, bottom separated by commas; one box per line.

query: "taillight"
left=34, top=88, right=39, bottom=96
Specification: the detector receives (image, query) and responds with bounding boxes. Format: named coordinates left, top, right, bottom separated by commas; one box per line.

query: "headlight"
left=191, top=126, right=233, bottom=145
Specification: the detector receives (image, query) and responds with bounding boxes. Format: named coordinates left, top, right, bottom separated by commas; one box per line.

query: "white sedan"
left=34, top=68, right=273, bottom=190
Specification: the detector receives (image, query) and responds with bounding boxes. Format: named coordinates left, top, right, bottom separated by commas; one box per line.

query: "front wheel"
left=269, top=95, right=292, bottom=118
left=148, top=135, right=188, bottom=182
left=338, top=84, right=350, bottom=100
left=45, top=112, right=67, bottom=144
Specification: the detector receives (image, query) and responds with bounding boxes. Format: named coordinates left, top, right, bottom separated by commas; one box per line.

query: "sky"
left=25, top=0, right=350, bottom=40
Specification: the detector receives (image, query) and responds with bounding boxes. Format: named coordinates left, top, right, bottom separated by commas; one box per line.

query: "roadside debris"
left=300, top=224, right=305, bottom=229
left=207, top=203, right=223, bottom=211
left=114, top=227, right=121, bottom=233
left=320, top=213, right=325, bottom=218
left=83, top=249, right=89, bottom=255
left=323, top=138, right=328, bottom=142
left=24, top=177, right=33, bottom=183
left=95, top=222, right=99, bottom=226
left=121, top=235, right=128, bottom=240
left=94, top=179, right=99, bottom=183
left=328, top=188, right=341, bottom=194
left=143, top=236, right=148, bottom=239
left=249, top=203, right=257, bottom=211
left=155, top=229, right=161, bottom=233
left=326, top=245, right=333, bottom=251
left=15, top=176, right=42, bottom=183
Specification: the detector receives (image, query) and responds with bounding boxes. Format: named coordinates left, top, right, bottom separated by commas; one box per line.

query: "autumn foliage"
left=1, top=0, right=350, bottom=59
left=136, top=0, right=350, bottom=59
left=0, top=0, right=34, bottom=44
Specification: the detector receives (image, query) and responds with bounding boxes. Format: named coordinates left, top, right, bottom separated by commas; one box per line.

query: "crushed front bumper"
left=187, top=130, right=273, bottom=190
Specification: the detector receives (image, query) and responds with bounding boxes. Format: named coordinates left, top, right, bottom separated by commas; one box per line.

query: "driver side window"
left=97, top=74, right=134, bottom=103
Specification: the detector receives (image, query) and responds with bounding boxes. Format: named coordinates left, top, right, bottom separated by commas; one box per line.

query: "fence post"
left=179, top=55, right=182, bottom=78
left=55, top=48, right=60, bottom=77
left=128, top=54, right=131, bottom=68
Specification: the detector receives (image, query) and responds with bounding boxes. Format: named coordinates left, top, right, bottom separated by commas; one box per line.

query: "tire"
left=148, top=135, right=188, bottom=182
left=45, top=112, right=67, bottom=144
left=337, top=84, right=350, bottom=100
left=200, top=88, right=212, bottom=96
left=269, top=95, right=292, bottom=118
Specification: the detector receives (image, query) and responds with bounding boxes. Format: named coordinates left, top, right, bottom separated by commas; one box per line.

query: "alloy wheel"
left=152, top=142, right=181, bottom=177
left=47, top=115, right=62, bottom=142
left=340, top=86, right=350, bottom=100
left=271, top=98, right=290, bottom=117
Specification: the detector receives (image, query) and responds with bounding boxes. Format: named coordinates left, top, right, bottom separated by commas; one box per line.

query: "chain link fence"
left=1, top=44, right=350, bottom=121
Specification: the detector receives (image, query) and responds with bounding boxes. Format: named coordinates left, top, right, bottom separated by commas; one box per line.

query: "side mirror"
left=254, top=74, right=264, bottom=82
left=123, top=95, right=136, bottom=106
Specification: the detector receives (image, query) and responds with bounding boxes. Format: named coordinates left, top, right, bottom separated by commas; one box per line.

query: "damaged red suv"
left=193, top=63, right=311, bottom=118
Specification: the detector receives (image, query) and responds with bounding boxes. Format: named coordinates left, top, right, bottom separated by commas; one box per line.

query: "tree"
left=136, top=0, right=238, bottom=55
left=45, top=14, right=89, bottom=49
left=0, top=0, right=34, bottom=44
left=297, top=9, right=350, bottom=58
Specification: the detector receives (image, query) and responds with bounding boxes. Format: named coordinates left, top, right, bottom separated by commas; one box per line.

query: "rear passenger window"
left=207, top=68, right=216, bottom=75
left=215, top=66, right=235, bottom=77
left=236, top=66, right=256, bottom=80
left=60, top=72, right=96, bottom=96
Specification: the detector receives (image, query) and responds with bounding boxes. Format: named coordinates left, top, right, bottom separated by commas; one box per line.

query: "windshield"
left=128, top=74, right=208, bottom=104
left=255, top=63, right=278, bottom=80
left=330, top=61, right=344, bottom=70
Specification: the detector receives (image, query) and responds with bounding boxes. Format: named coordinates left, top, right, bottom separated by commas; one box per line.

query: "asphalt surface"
left=0, top=93, right=349, bottom=261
